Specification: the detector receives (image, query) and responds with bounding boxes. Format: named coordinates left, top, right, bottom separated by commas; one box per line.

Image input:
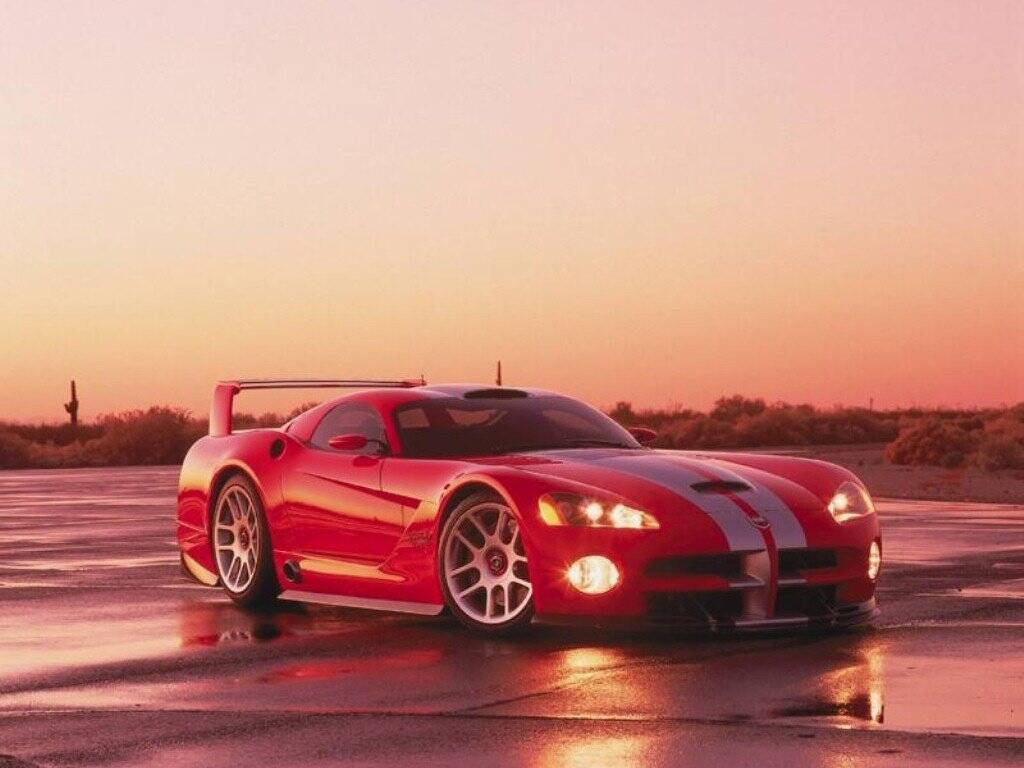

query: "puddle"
left=774, top=693, right=884, bottom=724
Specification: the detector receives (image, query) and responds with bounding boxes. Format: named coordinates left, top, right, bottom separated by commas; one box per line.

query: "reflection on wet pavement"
left=0, top=466, right=1022, bottom=766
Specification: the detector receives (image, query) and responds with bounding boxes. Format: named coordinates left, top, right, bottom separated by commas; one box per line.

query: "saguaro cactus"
left=64, top=380, right=79, bottom=427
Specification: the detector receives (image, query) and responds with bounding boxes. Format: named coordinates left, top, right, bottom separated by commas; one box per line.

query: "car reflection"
left=533, top=733, right=650, bottom=768
left=178, top=600, right=305, bottom=648
left=178, top=598, right=887, bottom=730
left=771, top=640, right=885, bottom=726
left=258, top=648, right=444, bottom=684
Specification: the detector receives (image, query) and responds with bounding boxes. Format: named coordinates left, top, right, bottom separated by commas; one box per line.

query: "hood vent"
left=691, top=479, right=752, bottom=494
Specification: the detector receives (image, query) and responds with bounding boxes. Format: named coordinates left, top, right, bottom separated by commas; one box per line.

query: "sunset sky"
left=3, top=1, right=1022, bottom=422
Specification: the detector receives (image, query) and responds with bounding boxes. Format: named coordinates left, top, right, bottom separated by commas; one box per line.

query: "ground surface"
left=0, top=466, right=1021, bottom=767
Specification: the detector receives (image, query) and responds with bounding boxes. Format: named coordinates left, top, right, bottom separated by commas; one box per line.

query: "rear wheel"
left=439, top=492, right=534, bottom=634
left=212, top=475, right=279, bottom=608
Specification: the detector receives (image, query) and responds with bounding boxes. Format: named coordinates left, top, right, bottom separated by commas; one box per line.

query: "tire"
left=211, top=474, right=280, bottom=608
left=438, top=491, right=534, bottom=635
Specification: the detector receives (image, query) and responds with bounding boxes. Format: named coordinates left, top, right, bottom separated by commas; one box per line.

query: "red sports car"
left=177, top=379, right=881, bottom=634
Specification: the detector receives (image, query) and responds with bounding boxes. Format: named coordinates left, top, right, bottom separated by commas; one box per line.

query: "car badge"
left=748, top=514, right=771, bottom=529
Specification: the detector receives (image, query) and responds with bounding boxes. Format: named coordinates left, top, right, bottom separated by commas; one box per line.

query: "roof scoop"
left=691, top=480, right=752, bottom=494
left=463, top=388, right=529, bottom=399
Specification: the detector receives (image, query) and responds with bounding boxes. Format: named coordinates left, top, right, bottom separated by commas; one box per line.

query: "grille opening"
left=775, top=585, right=837, bottom=617
left=778, top=549, right=838, bottom=576
left=646, top=591, right=745, bottom=625
left=690, top=480, right=752, bottom=494
left=645, top=553, right=745, bottom=579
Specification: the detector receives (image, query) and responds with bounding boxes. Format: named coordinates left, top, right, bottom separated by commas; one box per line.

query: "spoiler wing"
left=209, top=378, right=425, bottom=437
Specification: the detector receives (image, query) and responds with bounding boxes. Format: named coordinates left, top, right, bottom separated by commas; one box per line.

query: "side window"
left=396, top=407, right=429, bottom=429
left=310, top=404, right=387, bottom=453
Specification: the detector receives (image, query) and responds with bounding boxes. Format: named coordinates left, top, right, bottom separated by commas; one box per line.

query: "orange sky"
left=3, top=1, right=1022, bottom=422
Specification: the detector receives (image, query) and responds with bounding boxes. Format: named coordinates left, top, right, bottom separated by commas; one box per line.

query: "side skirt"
left=278, top=589, right=445, bottom=616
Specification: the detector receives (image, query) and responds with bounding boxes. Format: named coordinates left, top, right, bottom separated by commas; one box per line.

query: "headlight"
left=538, top=492, right=659, bottom=529
left=827, top=481, right=875, bottom=523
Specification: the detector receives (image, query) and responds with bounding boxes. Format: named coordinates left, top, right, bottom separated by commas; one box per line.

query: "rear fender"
left=177, top=429, right=297, bottom=577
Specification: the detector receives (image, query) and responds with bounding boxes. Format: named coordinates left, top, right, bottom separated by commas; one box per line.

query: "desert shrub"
left=733, top=406, right=812, bottom=446
left=624, top=400, right=898, bottom=450
left=608, top=401, right=699, bottom=433
left=0, top=429, right=35, bottom=469
left=0, top=422, right=104, bottom=445
left=607, top=401, right=638, bottom=425
left=234, top=411, right=285, bottom=429
left=885, top=417, right=977, bottom=468
left=810, top=408, right=899, bottom=445
left=660, top=416, right=738, bottom=449
left=285, top=401, right=320, bottom=420
left=0, top=400, right=324, bottom=469
left=86, top=407, right=206, bottom=466
left=234, top=401, right=319, bottom=429
left=884, top=407, right=1024, bottom=470
left=972, top=416, right=1024, bottom=470
left=974, top=434, right=1024, bottom=471
left=710, top=395, right=766, bottom=422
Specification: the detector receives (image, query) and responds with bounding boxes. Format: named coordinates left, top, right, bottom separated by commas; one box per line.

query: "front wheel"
left=439, top=492, right=534, bottom=634
left=212, top=475, right=280, bottom=608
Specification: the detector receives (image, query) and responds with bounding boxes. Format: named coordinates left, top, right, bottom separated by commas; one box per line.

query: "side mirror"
left=628, top=427, right=658, bottom=446
left=328, top=433, right=369, bottom=452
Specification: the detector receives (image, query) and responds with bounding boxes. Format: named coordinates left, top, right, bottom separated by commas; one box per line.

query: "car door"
left=284, top=403, right=404, bottom=563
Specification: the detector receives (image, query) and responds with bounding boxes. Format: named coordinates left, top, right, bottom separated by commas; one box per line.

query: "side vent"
left=269, top=439, right=286, bottom=459
left=691, top=480, right=752, bottom=494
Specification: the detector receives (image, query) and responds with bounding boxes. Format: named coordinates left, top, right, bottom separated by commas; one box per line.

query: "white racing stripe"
left=701, top=458, right=807, bottom=549
left=581, top=453, right=767, bottom=552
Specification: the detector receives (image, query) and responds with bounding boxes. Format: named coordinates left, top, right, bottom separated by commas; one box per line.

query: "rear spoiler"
left=209, top=378, right=425, bottom=437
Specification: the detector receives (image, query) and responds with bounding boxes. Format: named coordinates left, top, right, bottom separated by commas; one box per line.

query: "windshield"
left=394, top=395, right=640, bottom=458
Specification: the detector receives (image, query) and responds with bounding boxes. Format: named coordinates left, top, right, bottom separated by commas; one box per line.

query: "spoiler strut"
left=209, top=377, right=425, bottom=437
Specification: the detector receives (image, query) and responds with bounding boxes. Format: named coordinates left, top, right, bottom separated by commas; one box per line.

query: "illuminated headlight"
left=566, top=556, right=620, bottom=594
left=539, top=493, right=659, bottom=529
left=827, top=481, right=875, bottom=523
left=868, top=540, right=881, bottom=580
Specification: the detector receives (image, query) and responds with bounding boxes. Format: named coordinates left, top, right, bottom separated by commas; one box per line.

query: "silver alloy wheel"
left=444, top=501, right=532, bottom=624
left=213, top=486, right=260, bottom=594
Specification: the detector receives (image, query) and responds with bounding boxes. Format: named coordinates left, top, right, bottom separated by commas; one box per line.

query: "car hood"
left=491, top=448, right=830, bottom=550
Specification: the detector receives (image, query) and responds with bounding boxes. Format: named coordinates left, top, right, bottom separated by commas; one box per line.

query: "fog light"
left=868, top=540, right=881, bottom=580
left=566, top=556, right=620, bottom=595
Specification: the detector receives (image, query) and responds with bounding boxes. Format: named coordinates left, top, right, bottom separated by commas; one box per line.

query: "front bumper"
left=526, top=524, right=881, bottom=632
left=538, top=598, right=879, bottom=634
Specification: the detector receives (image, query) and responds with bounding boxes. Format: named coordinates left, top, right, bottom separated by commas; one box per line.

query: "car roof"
left=285, top=383, right=564, bottom=440
left=341, top=383, right=560, bottom=408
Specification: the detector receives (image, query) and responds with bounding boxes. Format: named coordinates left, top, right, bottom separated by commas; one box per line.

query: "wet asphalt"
left=0, top=466, right=1021, bottom=767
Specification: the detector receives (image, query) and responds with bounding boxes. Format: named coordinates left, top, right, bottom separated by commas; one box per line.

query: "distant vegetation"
left=614, top=396, right=1024, bottom=471
left=1, top=396, right=1022, bottom=471
left=884, top=405, right=1024, bottom=471
left=610, top=395, right=900, bottom=449
left=0, top=404, right=314, bottom=470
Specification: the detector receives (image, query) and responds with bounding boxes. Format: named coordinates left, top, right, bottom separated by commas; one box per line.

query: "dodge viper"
left=177, top=379, right=881, bottom=634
